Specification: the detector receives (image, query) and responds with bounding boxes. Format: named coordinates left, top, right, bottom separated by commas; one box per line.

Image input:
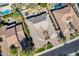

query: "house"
left=0, top=22, right=26, bottom=55
left=24, top=12, right=60, bottom=48
left=0, top=3, right=12, bottom=16
left=52, top=4, right=79, bottom=40
left=71, top=3, right=79, bottom=16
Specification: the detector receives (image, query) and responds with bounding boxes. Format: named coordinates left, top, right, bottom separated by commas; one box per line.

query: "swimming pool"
left=52, top=3, right=67, bottom=10
left=0, top=9, right=11, bottom=16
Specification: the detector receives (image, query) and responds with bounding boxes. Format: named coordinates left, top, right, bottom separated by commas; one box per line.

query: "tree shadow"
left=20, top=37, right=29, bottom=50
left=20, top=36, right=34, bottom=50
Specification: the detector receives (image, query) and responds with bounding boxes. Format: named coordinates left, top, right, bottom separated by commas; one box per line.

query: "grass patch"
left=10, top=45, right=18, bottom=56
left=13, top=12, right=21, bottom=18
left=39, top=3, right=47, bottom=7
left=75, top=32, right=79, bottom=37
left=46, top=42, right=53, bottom=49
left=34, top=48, right=45, bottom=53
left=2, top=11, right=22, bottom=23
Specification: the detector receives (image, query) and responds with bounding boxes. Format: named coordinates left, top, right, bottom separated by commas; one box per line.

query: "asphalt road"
left=39, top=39, right=79, bottom=56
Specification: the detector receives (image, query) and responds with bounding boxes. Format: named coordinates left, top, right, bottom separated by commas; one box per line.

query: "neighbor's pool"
left=0, top=9, right=11, bottom=16
left=53, top=3, right=67, bottom=10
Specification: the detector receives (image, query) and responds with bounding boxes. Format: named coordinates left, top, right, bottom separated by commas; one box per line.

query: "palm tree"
left=15, top=7, right=34, bottom=50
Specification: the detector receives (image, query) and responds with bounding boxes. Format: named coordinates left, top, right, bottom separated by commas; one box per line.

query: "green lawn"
left=2, top=11, right=22, bottom=24
left=75, top=32, right=79, bottom=37
left=46, top=43, right=53, bottom=49
left=13, top=12, right=21, bottom=18
left=34, top=48, right=45, bottom=53
left=39, top=3, right=47, bottom=7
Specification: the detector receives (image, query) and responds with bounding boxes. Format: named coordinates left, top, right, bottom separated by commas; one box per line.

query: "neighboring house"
left=52, top=4, right=79, bottom=40
left=0, top=3, right=12, bottom=16
left=71, top=3, right=79, bottom=16
left=0, top=22, right=26, bottom=55
left=75, top=3, right=79, bottom=13
left=23, top=12, right=60, bottom=49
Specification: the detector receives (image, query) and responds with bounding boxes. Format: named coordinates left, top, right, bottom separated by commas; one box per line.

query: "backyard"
left=2, top=10, right=22, bottom=23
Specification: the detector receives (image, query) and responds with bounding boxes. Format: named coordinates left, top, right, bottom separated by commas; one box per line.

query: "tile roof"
left=26, top=12, right=47, bottom=24
left=52, top=5, right=79, bottom=36
left=0, top=22, right=24, bottom=38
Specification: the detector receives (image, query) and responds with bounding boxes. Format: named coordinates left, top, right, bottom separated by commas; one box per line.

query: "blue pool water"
left=54, top=3, right=62, bottom=8
left=53, top=3, right=66, bottom=10
left=1, top=9, right=11, bottom=16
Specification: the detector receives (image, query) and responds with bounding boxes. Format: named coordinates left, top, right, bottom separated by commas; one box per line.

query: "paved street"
left=39, top=38, right=79, bottom=56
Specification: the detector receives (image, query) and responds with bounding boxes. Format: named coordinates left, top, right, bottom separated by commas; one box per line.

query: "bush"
left=47, top=42, right=53, bottom=49
left=70, top=33, right=75, bottom=39
left=75, top=32, right=79, bottom=37
left=10, top=45, right=18, bottom=56
left=39, top=3, right=47, bottom=7
left=35, top=48, right=45, bottom=53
